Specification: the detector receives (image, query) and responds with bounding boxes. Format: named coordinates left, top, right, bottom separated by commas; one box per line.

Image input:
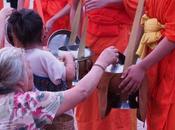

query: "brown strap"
left=69, top=1, right=82, bottom=44
left=122, top=0, right=147, bottom=122
left=138, top=77, right=148, bottom=122
left=78, top=16, right=88, bottom=58
left=130, top=109, right=137, bottom=130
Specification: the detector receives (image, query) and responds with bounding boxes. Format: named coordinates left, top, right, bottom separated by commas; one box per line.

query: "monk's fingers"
left=84, top=0, right=95, bottom=5
left=85, top=1, right=96, bottom=7
left=131, top=82, right=141, bottom=94
left=121, top=69, right=129, bottom=79
left=127, top=82, right=137, bottom=95
left=119, top=74, right=130, bottom=89
left=85, top=0, right=101, bottom=11
left=85, top=4, right=98, bottom=11
left=121, top=80, right=135, bottom=94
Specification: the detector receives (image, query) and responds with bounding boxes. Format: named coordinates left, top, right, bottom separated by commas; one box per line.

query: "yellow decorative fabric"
left=136, top=14, right=164, bottom=58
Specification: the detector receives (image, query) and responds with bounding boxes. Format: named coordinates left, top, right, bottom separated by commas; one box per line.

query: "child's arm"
left=60, top=53, right=75, bottom=82
left=45, top=4, right=71, bottom=32
left=119, top=37, right=175, bottom=94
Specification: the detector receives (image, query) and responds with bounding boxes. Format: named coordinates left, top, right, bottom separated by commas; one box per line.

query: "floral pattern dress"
left=0, top=91, right=64, bottom=130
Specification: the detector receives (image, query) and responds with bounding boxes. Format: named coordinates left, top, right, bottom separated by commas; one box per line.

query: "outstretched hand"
left=119, top=64, right=146, bottom=94
left=96, top=46, right=119, bottom=69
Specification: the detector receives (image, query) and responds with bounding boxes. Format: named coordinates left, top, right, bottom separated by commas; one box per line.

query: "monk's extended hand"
left=84, top=0, right=122, bottom=11
left=119, top=64, right=145, bottom=94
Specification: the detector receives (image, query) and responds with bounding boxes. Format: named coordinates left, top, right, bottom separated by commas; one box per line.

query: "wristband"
left=93, top=64, right=105, bottom=71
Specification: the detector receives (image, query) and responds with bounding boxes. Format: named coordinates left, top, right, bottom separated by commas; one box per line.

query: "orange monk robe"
left=0, top=0, right=3, bottom=9
left=143, top=0, right=175, bottom=130
left=75, top=1, right=137, bottom=130
left=40, top=0, right=71, bottom=33
left=24, top=0, right=70, bottom=33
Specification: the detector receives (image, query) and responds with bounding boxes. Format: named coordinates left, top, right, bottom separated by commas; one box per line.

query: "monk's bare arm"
left=120, top=37, right=175, bottom=93
left=17, top=0, right=25, bottom=10
left=139, top=37, right=175, bottom=70
left=50, top=4, right=70, bottom=21
left=46, top=4, right=71, bottom=32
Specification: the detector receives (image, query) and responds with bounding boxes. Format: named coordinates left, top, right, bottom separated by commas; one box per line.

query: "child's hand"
left=119, top=64, right=146, bottom=94
left=0, top=7, right=14, bottom=20
left=59, top=52, right=74, bottom=64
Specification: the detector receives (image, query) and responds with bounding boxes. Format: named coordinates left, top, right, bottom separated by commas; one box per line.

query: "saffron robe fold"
left=76, top=1, right=137, bottom=130
left=145, top=0, right=175, bottom=130
left=24, top=0, right=70, bottom=33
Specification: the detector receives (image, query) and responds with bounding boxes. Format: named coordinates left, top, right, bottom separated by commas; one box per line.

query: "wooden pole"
left=123, top=0, right=145, bottom=70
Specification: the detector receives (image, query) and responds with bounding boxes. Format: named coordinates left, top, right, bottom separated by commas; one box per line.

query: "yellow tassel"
left=136, top=14, right=164, bottom=59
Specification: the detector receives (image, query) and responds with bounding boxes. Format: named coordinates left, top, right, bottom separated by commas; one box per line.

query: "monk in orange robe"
left=71, top=0, right=137, bottom=130
left=120, top=0, right=175, bottom=130
left=18, top=0, right=71, bottom=33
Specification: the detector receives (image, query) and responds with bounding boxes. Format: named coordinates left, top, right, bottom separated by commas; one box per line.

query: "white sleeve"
left=40, top=51, right=66, bottom=85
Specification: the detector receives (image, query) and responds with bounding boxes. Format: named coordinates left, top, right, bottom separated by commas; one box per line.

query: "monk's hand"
left=84, top=0, right=109, bottom=11
left=45, top=18, right=55, bottom=33
left=0, top=7, right=14, bottom=20
left=119, top=64, right=146, bottom=94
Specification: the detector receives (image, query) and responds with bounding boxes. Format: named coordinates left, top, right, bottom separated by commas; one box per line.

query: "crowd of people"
left=0, top=0, right=175, bottom=130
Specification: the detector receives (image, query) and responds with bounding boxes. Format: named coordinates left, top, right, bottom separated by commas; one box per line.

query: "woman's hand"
left=119, top=63, right=146, bottom=94
left=0, top=7, right=14, bottom=20
left=96, top=46, right=119, bottom=69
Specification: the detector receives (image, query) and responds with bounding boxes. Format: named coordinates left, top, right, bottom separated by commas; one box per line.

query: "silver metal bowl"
left=47, top=29, right=80, bottom=57
left=58, top=44, right=92, bottom=61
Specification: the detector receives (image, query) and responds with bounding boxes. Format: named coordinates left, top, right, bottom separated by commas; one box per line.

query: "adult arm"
left=45, top=4, right=71, bottom=32
left=119, top=37, right=175, bottom=94
left=57, top=46, right=118, bottom=115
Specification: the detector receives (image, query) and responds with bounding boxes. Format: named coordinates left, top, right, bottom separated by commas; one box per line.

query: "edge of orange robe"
left=0, top=0, right=3, bottom=9
left=76, top=1, right=138, bottom=130
left=24, top=0, right=44, bottom=23
left=141, top=0, right=175, bottom=130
